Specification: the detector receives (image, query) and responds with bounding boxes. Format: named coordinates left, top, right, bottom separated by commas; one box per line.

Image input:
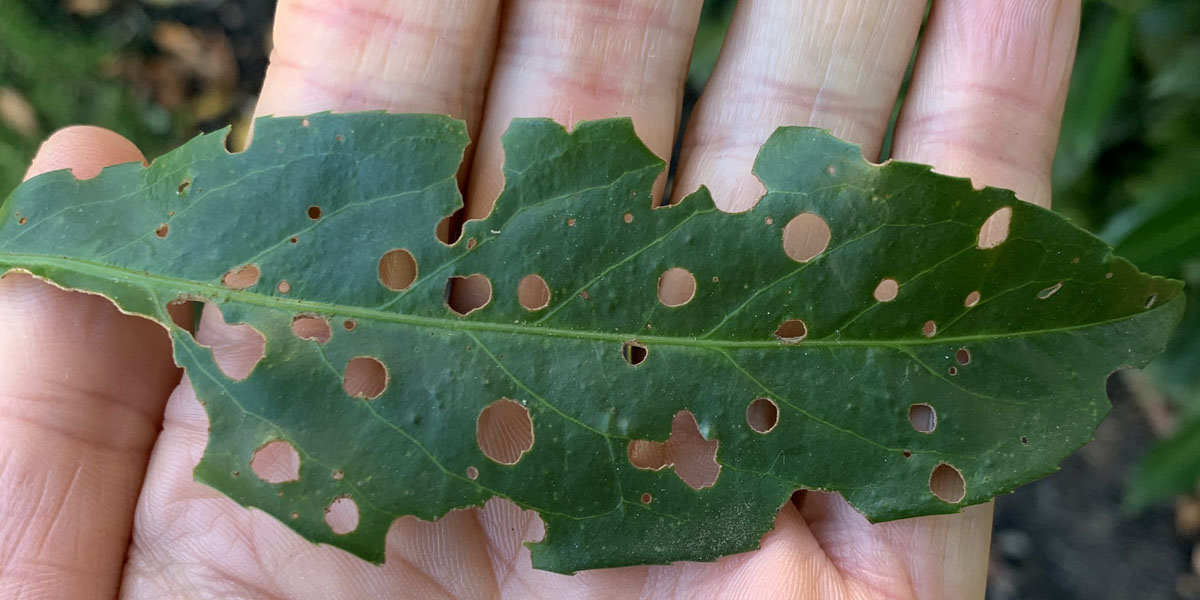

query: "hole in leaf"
left=517, top=274, right=551, bottom=311
left=657, top=267, right=696, bottom=307
left=774, top=319, right=807, bottom=343
left=746, top=398, right=779, bottom=434
left=622, top=341, right=648, bottom=366
left=292, top=315, right=330, bottom=343
left=155, top=223, right=169, bottom=238
left=1037, top=282, right=1062, bottom=300
left=956, top=348, right=971, bottom=365
left=446, top=274, right=492, bottom=316
left=332, top=469, right=344, bottom=481
left=930, top=463, right=966, bottom=503
left=177, top=179, right=190, bottom=194
left=977, top=207, right=1012, bottom=249
left=873, top=278, right=899, bottom=302
left=277, top=280, right=290, bottom=294
left=307, top=205, right=322, bottom=220
left=623, top=213, right=633, bottom=224
left=17, top=217, right=27, bottom=226
left=1020, top=436, right=1029, bottom=445
left=948, top=366, right=958, bottom=376
left=641, top=493, right=652, bottom=504
left=922, top=320, right=937, bottom=338
left=289, top=236, right=299, bottom=244
left=343, top=319, right=356, bottom=331
left=908, top=403, right=936, bottom=434
left=1145, top=293, right=1158, bottom=309
left=222, top=264, right=260, bottom=290
left=782, top=213, right=831, bottom=262
left=466, top=466, right=479, bottom=480
left=627, top=411, right=720, bottom=490
left=964, top=290, right=981, bottom=307
left=251, top=440, right=300, bottom=484
left=477, top=398, right=534, bottom=465
left=191, top=302, right=265, bottom=381
left=378, top=249, right=418, bottom=291
left=301, top=118, right=310, bottom=127
left=902, top=450, right=912, bottom=458
left=436, top=208, right=465, bottom=245
left=325, top=496, right=359, bottom=535
left=343, top=357, right=387, bottom=399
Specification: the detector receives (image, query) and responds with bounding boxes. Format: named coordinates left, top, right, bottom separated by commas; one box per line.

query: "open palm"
left=0, top=1, right=1080, bottom=598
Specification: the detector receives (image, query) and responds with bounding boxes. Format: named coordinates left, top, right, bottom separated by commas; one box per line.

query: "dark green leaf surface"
left=0, top=113, right=1183, bottom=573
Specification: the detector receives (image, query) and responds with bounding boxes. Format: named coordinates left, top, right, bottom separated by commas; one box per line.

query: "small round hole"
left=622, top=341, right=648, bottom=366
left=343, top=356, right=388, bottom=399
left=640, top=493, right=652, bottom=504
left=657, top=267, right=696, bottom=307
left=277, top=280, right=291, bottom=294
left=222, top=265, right=260, bottom=290
left=873, top=278, right=899, bottom=302
left=325, top=496, right=359, bottom=535
left=746, top=398, right=779, bottom=434
left=250, top=440, right=300, bottom=484
left=908, top=403, right=936, bottom=434
left=466, top=466, right=479, bottom=480
left=978, top=207, right=1012, bottom=249
left=446, top=274, right=492, bottom=316
left=774, top=319, right=808, bottom=343
left=518, top=274, right=551, bottom=311
left=782, top=213, right=831, bottom=262
left=964, top=290, right=981, bottom=307
left=930, top=463, right=966, bottom=503
left=477, top=398, right=534, bottom=465
left=307, top=205, right=322, bottom=220
left=378, top=249, right=418, bottom=291
left=155, top=223, right=169, bottom=238
left=343, top=319, right=356, bottom=331
left=922, top=320, right=937, bottom=338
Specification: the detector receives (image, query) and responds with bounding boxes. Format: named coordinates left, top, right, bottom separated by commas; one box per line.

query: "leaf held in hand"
left=0, top=113, right=1184, bottom=573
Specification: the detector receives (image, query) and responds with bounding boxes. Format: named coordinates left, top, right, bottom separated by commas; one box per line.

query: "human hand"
left=0, top=1, right=1080, bottom=598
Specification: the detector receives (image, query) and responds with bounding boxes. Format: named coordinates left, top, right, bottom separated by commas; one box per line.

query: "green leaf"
left=0, top=113, right=1183, bottom=573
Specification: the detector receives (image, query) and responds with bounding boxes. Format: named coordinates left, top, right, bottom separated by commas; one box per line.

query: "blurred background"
left=1, top=0, right=1197, bottom=597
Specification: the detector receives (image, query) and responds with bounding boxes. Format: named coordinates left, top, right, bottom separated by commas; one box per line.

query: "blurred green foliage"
left=0, top=0, right=178, bottom=195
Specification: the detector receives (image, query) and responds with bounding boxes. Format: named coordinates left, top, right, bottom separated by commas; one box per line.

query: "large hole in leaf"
left=222, top=264, right=260, bottom=290
left=622, top=341, right=648, bottom=366
left=746, top=398, right=779, bottom=434
left=477, top=398, right=534, bottom=465
left=251, top=440, right=300, bottom=484
left=291, top=315, right=331, bottom=343
left=782, top=213, right=831, bottom=262
left=774, top=319, right=808, bottom=343
left=518, top=274, right=551, bottom=311
left=657, top=267, right=696, bottom=308
left=908, top=403, right=936, bottom=434
left=978, top=207, right=1012, bottom=249
left=627, top=411, right=720, bottom=489
left=446, top=274, right=492, bottom=316
left=378, top=249, right=418, bottom=291
left=188, top=301, right=265, bottom=381
left=343, top=356, right=388, bottom=399
left=873, top=278, right=899, bottom=302
left=325, top=496, right=359, bottom=535
left=930, top=463, right=966, bottom=503
left=956, top=348, right=971, bottom=365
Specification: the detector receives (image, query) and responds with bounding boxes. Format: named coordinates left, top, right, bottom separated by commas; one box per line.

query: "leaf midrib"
left=1, top=251, right=1170, bottom=350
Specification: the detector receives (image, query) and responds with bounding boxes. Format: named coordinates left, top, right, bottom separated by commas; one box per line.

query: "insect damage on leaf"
left=0, top=112, right=1185, bottom=573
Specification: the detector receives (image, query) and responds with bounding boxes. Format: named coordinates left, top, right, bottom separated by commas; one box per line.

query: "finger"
left=255, top=0, right=500, bottom=140
left=869, top=3, right=1082, bottom=597
left=673, top=0, right=928, bottom=211
left=0, top=127, right=180, bottom=599
left=464, top=0, right=704, bottom=219
left=800, top=492, right=994, bottom=600
left=891, top=0, right=1081, bottom=208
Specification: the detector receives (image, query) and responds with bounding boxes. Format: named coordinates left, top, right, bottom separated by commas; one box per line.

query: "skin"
left=0, top=1, right=1080, bottom=598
